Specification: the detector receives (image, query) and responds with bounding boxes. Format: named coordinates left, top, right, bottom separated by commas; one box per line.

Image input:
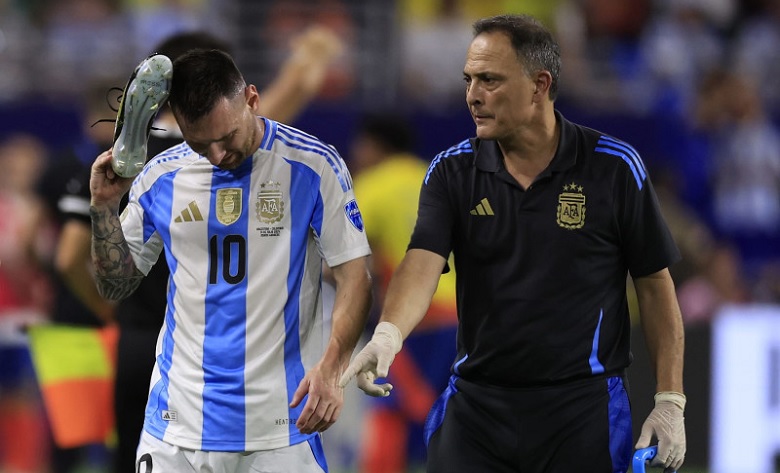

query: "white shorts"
left=136, top=431, right=327, bottom=473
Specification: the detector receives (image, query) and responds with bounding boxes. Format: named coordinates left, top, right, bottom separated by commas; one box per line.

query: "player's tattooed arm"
left=90, top=206, right=144, bottom=300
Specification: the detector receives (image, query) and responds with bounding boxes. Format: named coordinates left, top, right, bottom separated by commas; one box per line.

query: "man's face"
left=176, top=86, right=261, bottom=170
left=463, top=31, right=538, bottom=141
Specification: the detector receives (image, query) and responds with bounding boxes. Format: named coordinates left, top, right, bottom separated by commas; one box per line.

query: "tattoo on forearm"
left=96, top=275, right=144, bottom=300
left=90, top=206, right=144, bottom=300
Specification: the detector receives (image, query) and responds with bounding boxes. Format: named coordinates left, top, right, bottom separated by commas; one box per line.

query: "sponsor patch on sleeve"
left=344, top=199, right=364, bottom=232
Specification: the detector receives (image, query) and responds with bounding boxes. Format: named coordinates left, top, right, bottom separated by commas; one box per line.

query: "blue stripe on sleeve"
left=598, top=136, right=647, bottom=179
left=424, top=139, right=472, bottom=184
left=594, top=146, right=644, bottom=190
left=139, top=170, right=178, bottom=244
left=139, top=143, right=190, bottom=179
left=280, top=125, right=349, bottom=178
left=140, top=192, right=157, bottom=245
left=596, top=136, right=648, bottom=190
left=276, top=124, right=350, bottom=192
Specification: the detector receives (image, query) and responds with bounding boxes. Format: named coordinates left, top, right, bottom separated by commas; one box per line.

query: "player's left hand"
left=290, top=361, right=343, bottom=434
left=636, top=392, right=686, bottom=472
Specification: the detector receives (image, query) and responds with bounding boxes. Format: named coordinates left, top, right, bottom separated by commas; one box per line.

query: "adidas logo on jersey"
left=470, top=198, right=494, bottom=216
left=175, top=201, right=203, bottom=222
left=161, top=410, right=178, bottom=421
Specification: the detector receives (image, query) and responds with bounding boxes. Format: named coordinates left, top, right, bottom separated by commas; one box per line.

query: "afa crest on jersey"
left=256, top=180, right=285, bottom=224
left=557, top=182, right=586, bottom=229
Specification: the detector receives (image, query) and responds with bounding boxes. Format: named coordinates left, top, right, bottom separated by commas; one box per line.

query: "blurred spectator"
left=257, top=24, right=345, bottom=123
left=125, top=0, right=204, bottom=58
left=0, top=133, right=52, bottom=294
left=0, top=134, right=54, bottom=473
left=263, top=0, right=356, bottom=101
left=677, top=242, right=751, bottom=325
left=350, top=113, right=458, bottom=473
left=0, top=0, right=231, bottom=101
left=0, top=0, right=42, bottom=100
left=37, top=0, right=132, bottom=98
left=496, top=0, right=564, bottom=28
left=398, top=0, right=473, bottom=110
left=706, top=71, right=780, bottom=270
left=652, top=164, right=716, bottom=287
left=554, top=0, right=654, bottom=113
left=399, top=0, right=563, bottom=32
left=34, top=78, right=117, bottom=473
left=42, top=79, right=118, bottom=325
left=0, top=135, right=54, bottom=312
left=731, top=0, right=780, bottom=116
left=638, top=0, right=730, bottom=117
left=655, top=66, right=730, bottom=226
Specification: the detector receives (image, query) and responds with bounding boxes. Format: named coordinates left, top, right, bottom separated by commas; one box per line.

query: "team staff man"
left=90, top=49, right=372, bottom=472
left=340, top=14, right=686, bottom=473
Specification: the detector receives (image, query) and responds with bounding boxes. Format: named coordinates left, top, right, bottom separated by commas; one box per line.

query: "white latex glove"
left=636, top=392, right=686, bottom=471
left=338, top=322, right=402, bottom=397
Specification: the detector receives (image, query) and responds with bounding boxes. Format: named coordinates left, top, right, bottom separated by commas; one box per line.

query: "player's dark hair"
left=169, top=49, right=246, bottom=124
left=473, top=14, right=561, bottom=101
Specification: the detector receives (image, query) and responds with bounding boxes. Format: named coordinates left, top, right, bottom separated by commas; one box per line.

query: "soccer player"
left=89, top=49, right=371, bottom=472
left=112, top=28, right=343, bottom=473
left=340, top=14, right=686, bottom=473
left=57, top=28, right=345, bottom=473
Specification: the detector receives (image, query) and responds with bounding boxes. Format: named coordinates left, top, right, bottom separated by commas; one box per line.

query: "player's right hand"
left=338, top=321, right=403, bottom=397
left=90, top=149, right=133, bottom=210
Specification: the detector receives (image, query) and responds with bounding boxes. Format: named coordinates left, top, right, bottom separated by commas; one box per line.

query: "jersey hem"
left=143, top=423, right=317, bottom=452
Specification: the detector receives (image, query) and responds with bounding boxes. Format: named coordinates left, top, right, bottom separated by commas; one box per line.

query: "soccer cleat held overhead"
left=111, top=54, right=173, bottom=178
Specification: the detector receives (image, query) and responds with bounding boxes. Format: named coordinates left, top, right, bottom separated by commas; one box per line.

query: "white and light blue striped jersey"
left=120, top=118, right=371, bottom=452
